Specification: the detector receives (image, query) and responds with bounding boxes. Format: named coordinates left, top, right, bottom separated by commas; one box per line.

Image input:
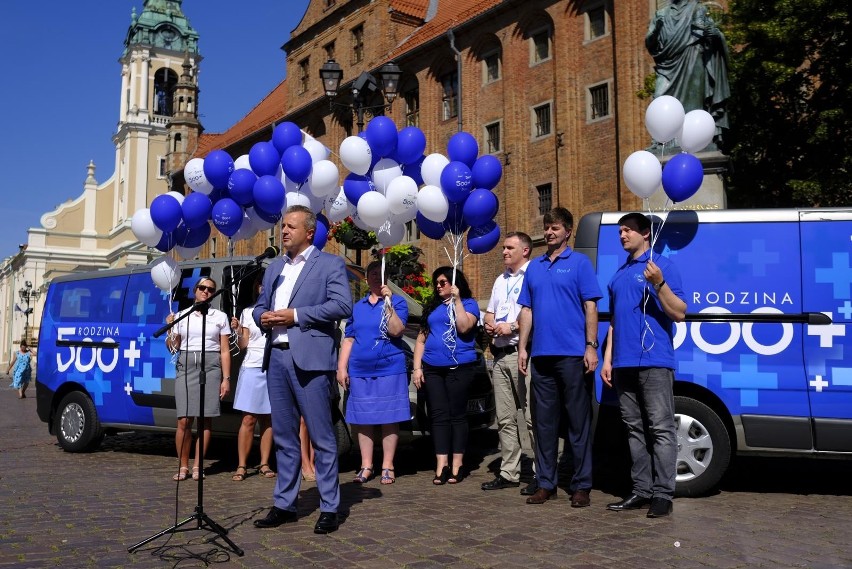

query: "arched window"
left=173, top=133, right=182, bottom=152
left=154, top=68, right=178, bottom=116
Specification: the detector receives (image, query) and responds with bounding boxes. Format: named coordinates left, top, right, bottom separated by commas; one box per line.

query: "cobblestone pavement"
left=2, top=385, right=851, bottom=568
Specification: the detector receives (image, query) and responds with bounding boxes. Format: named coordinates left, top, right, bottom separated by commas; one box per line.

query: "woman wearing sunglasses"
left=412, top=266, right=480, bottom=485
left=166, top=277, right=232, bottom=481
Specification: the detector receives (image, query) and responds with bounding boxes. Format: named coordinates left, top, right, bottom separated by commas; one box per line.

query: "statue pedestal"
left=649, top=150, right=730, bottom=211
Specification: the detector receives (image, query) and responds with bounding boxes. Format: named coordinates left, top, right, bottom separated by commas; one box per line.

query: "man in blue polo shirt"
left=601, top=212, right=686, bottom=518
left=517, top=207, right=601, bottom=506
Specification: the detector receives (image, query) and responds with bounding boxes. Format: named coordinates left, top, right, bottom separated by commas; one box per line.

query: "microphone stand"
left=128, top=287, right=244, bottom=557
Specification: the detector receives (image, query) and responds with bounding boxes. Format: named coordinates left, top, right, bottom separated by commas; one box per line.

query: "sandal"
left=433, top=466, right=450, bottom=486
left=380, top=468, right=395, bottom=484
left=232, top=465, right=248, bottom=482
left=302, top=470, right=316, bottom=481
left=191, top=466, right=205, bottom=481
left=353, top=466, right=374, bottom=483
left=447, top=468, right=464, bottom=484
left=258, top=464, right=276, bottom=478
left=173, top=466, right=189, bottom=482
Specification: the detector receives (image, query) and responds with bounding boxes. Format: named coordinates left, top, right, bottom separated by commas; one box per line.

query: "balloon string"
left=377, top=252, right=391, bottom=346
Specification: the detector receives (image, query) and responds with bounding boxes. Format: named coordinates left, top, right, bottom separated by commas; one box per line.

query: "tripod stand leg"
left=198, top=513, right=245, bottom=556
left=127, top=513, right=198, bottom=552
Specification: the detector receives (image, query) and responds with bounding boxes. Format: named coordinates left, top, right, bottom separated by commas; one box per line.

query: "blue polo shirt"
left=344, top=294, right=409, bottom=376
left=423, top=297, right=480, bottom=367
left=608, top=250, right=685, bottom=369
left=518, top=248, right=602, bottom=357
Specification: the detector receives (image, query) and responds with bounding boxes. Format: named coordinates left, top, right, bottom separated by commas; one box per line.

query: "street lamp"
left=18, top=280, right=40, bottom=343
left=319, top=59, right=402, bottom=132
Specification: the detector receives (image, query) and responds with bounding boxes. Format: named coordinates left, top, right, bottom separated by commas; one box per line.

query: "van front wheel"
left=56, top=391, right=104, bottom=452
left=674, top=396, right=731, bottom=497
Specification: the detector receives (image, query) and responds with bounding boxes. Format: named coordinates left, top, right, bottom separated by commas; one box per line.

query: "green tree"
left=722, top=1, right=851, bottom=207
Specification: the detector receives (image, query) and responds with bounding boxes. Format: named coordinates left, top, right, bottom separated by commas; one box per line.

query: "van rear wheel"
left=674, top=396, right=731, bottom=497
left=56, top=391, right=104, bottom=452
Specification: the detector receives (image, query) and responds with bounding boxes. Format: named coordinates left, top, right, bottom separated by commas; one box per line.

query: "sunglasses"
left=435, top=280, right=450, bottom=287
left=196, top=285, right=215, bottom=293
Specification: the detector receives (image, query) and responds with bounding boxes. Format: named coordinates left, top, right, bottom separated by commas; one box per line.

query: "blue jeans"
left=613, top=367, right=677, bottom=499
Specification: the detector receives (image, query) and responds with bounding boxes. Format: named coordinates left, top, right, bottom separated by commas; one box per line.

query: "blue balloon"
left=467, top=220, right=501, bottom=254
left=447, top=132, right=478, bottom=168
left=253, top=175, right=286, bottom=215
left=662, top=153, right=704, bottom=203
left=253, top=206, right=282, bottom=225
left=462, top=188, right=499, bottom=228
left=181, top=192, right=213, bottom=229
left=471, top=155, right=503, bottom=190
left=365, top=116, right=398, bottom=158
left=396, top=126, right=427, bottom=165
left=202, top=150, right=235, bottom=189
left=343, top=173, right=372, bottom=206
left=442, top=202, right=469, bottom=235
left=402, top=154, right=425, bottom=186
left=150, top=194, right=183, bottom=232
left=416, top=211, right=446, bottom=240
left=440, top=161, right=473, bottom=204
left=181, top=221, right=211, bottom=248
left=313, top=213, right=330, bottom=250
left=280, top=145, right=313, bottom=185
left=227, top=168, right=258, bottom=206
left=155, top=223, right=186, bottom=252
left=211, top=198, right=243, bottom=238
left=249, top=141, right=281, bottom=177
left=272, top=121, right=302, bottom=154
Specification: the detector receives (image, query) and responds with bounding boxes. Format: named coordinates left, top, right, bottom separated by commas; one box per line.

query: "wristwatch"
left=510, top=322, right=518, bottom=333
left=586, top=341, right=599, bottom=349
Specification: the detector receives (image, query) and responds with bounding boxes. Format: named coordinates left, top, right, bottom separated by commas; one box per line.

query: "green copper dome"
left=123, top=0, right=199, bottom=56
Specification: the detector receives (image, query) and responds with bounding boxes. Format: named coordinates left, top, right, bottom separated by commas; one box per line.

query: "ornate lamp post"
left=319, top=59, right=402, bottom=133
left=18, top=280, right=40, bottom=343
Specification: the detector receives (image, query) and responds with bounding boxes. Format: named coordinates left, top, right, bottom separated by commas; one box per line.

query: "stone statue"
left=646, top=0, right=730, bottom=139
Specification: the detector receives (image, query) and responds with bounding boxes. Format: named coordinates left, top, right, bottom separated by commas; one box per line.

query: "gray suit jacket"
left=253, top=250, right=352, bottom=371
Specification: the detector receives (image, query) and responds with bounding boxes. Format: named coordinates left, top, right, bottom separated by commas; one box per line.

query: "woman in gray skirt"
left=166, top=277, right=232, bottom=481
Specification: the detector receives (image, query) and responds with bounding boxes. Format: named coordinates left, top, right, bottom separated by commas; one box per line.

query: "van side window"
left=122, top=273, right=174, bottom=325
left=172, top=267, right=214, bottom=312
left=48, top=276, right=128, bottom=322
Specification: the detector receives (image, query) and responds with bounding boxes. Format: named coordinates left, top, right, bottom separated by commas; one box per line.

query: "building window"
left=298, top=58, right=310, bottom=93
left=441, top=72, right=458, bottom=121
left=537, top=183, right=552, bottom=215
left=158, top=157, right=167, bottom=178
left=403, top=220, right=420, bottom=242
left=173, top=133, right=182, bottom=152
left=533, top=103, right=551, bottom=138
left=485, top=121, right=501, bottom=153
left=351, top=24, right=364, bottom=64
left=586, top=6, right=607, bottom=40
left=324, top=41, right=335, bottom=62
left=588, top=83, right=610, bottom=120
left=325, top=0, right=336, bottom=7
left=405, top=89, right=420, bottom=127
left=531, top=28, right=551, bottom=64
left=483, top=50, right=501, bottom=84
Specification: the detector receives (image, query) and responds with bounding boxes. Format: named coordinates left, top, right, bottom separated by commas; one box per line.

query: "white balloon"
left=282, top=173, right=302, bottom=193
left=416, top=185, right=449, bottom=222
left=645, top=95, right=685, bottom=143
left=386, top=175, right=419, bottom=215
left=175, top=245, right=202, bottom=260
left=377, top=220, right=405, bottom=247
left=304, top=138, right=331, bottom=163
left=371, top=158, right=403, bottom=195
left=184, top=158, right=214, bottom=195
left=622, top=150, right=662, bottom=199
left=234, top=154, right=252, bottom=171
left=150, top=256, right=180, bottom=292
left=309, top=192, right=325, bottom=214
left=324, top=187, right=351, bottom=222
left=166, top=191, right=185, bottom=206
left=232, top=211, right=257, bottom=241
left=340, top=136, right=372, bottom=176
left=357, top=191, right=390, bottom=229
left=286, top=191, right=312, bottom=209
left=679, top=110, right=716, bottom=153
left=421, top=153, right=449, bottom=187
left=131, top=208, right=163, bottom=247
left=351, top=209, right=372, bottom=230
left=247, top=206, right=275, bottom=231
left=389, top=207, right=417, bottom=224
left=309, top=160, right=340, bottom=197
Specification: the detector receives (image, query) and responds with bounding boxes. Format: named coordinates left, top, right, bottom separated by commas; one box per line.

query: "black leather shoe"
left=520, top=479, right=538, bottom=496
left=481, top=475, right=520, bottom=491
left=254, top=506, right=298, bottom=528
left=525, top=487, right=557, bottom=504
left=607, top=494, right=651, bottom=511
left=646, top=497, right=673, bottom=518
left=314, top=512, right=339, bottom=534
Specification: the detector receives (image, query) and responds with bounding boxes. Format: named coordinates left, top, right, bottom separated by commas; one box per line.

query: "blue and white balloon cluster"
left=622, top=95, right=716, bottom=203
left=337, top=117, right=503, bottom=255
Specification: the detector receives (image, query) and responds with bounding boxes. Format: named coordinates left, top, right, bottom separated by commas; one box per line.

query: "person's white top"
left=239, top=307, right=265, bottom=368
left=173, top=307, right=231, bottom=352
left=272, top=245, right=315, bottom=345
left=486, top=261, right=529, bottom=348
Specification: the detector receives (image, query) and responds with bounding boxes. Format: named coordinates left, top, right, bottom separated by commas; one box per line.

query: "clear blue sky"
left=1, top=0, right=310, bottom=260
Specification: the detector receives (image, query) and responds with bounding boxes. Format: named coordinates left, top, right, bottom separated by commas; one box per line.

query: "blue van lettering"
left=692, top=291, right=793, bottom=306
left=677, top=306, right=794, bottom=356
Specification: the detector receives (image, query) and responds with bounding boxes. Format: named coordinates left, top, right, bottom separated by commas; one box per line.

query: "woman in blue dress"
left=8, top=340, right=34, bottom=399
left=412, top=267, right=480, bottom=485
left=337, top=261, right=410, bottom=485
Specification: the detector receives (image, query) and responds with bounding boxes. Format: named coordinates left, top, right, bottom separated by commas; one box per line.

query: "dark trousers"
left=530, top=356, right=593, bottom=492
left=423, top=362, right=475, bottom=455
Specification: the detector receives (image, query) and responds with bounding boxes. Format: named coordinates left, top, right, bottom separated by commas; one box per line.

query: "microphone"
left=253, top=245, right=280, bottom=264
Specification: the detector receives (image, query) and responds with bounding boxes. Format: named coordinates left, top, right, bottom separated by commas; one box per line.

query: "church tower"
left=167, top=52, right=203, bottom=183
